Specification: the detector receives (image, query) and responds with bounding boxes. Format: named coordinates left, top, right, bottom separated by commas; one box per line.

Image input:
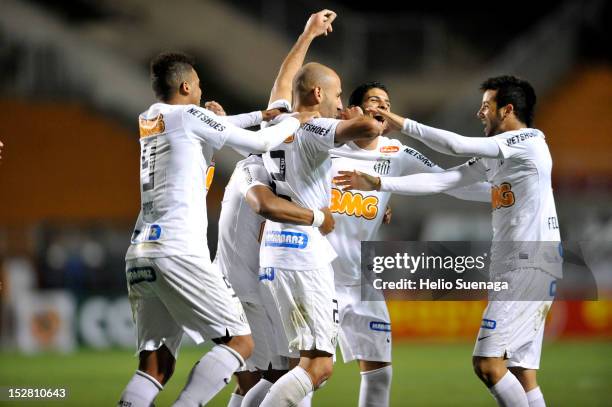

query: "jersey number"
left=269, top=150, right=291, bottom=201
left=141, top=138, right=158, bottom=192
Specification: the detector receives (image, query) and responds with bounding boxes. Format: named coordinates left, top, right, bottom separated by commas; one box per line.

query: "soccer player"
left=328, top=81, right=490, bottom=407
left=253, top=30, right=392, bottom=407
left=216, top=154, right=334, bottom=407
left=213, top=11, right=338, bottom=407
left=334, top=75, right=559, bottom=407
left=118, top=52, right=318, bottom=407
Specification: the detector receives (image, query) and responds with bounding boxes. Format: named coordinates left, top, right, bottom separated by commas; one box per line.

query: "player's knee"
left=227, top=334, right=255, bottom=360
left=309, top=359, right=333, bottom=389
left=472, top=357, right=505, bottom=386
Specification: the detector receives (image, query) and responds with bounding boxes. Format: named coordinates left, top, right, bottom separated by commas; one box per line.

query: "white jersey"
left=126, top=103, right=236, bottom=260
left=259, top=115, right=340, bottom=270
left=215, top=155, right=270, bottom=303
left=328, top=137, right=446, bottom=284
left=464, top=128, right=562, bottom=276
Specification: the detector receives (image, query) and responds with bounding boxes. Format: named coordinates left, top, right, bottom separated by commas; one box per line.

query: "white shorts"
left=126, top=256, right=250, bottom=358
left=336, top=284, right=392, bottom=364
left=473, top=267, right=556, bottom=369
left=258, top=265, right=339, bottom=358
left=242, top=301, right=289, bottom=371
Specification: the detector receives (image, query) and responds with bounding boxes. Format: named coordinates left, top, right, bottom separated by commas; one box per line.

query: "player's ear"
left=313, top=86, right=323, bottom=104
left=501, top=103, right=514, bottom=120
left=179, top=81, right=190, bottom=95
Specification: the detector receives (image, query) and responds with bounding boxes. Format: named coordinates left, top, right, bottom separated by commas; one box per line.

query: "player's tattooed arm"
left=245, top=186, right=335, bottom=234
left=368, top=107, right=501, bottom=158
left=269, top=9, right=336, bottom=105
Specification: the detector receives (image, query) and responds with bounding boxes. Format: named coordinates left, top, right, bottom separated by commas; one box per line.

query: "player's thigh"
left=126, top=258, right=183, bottom=358
left=151, top=256, right=250, bottom=344
left=336, top=284, right=392, bottom=364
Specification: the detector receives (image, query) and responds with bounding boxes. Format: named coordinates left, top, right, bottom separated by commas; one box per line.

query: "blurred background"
left=0, top=0, right=611, bottom=405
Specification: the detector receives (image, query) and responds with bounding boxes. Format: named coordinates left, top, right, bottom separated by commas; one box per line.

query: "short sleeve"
left=235, top=156, right=272, bottom=197
left=182, top=105, right=230, bottom=150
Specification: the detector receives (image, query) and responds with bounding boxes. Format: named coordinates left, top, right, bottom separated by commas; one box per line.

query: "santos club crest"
left=373, top=159, right=391, bottom=175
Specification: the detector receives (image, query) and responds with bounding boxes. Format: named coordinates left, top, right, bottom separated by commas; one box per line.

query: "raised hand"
left=333, top=170, right=381, bottom=192
left=304, top=9, right=337, bottom=39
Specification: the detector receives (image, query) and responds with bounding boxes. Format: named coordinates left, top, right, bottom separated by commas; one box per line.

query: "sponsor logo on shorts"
left=258, top=267, right=275, bottom=281
left=481, top=318, right=497, bottom=329
left=369, top=321, right=392, bottom=332
left=264, top=231, right=308, bottom=248
left=127, top=266, right=156, bottom=285
left=477, top=335, right=492, bottom=341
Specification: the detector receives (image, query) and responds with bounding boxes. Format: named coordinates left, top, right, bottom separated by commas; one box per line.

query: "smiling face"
left=477, top=89, right=504, bottom=137
left=360, top=87, right=390, bottom=133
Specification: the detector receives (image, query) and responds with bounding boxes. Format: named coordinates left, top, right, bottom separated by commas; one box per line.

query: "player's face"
left=361, top=88, right=390, bottom=133
left=321, top=74, right=343, bottom=118
left=477, top=89, right=502, bottom=137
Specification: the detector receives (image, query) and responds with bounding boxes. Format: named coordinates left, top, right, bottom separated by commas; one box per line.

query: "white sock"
left=118, top=370, right=163, bottom=407
left=297, top=391, right=313, bottom=407
left=359, top=365, right=392, bottom=407
left=228, top=392, right=244, bottom=407
left=526, top=386, right=546, bottom=407
left=260, top=366, right=313, bottom=407
left=241, top=379, right=273, bottom=407
left=489, top=371, right=529, bottom=407
left=173, top=345, right=244, bottom=407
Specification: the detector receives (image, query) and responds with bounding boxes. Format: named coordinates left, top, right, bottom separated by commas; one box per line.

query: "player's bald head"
left=293, top=62, right=340, bottom=102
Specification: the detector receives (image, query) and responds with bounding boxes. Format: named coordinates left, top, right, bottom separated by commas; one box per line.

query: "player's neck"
left=165, top=94, right=194, bottom=105
left=499, top=117, right=528, bottom=133
left=294, top=104, right=319, bottom=114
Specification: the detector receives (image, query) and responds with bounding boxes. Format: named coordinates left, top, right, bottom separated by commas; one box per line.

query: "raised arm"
left=269, top=9, right=336, bottom=105
left=369, top=107, right=501, bottom=158
left=245, top=186, right=334, bottom=235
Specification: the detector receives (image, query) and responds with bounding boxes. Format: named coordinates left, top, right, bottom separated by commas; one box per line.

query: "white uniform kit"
left=125, top=102, right=298, bottom=358
left=329, top=136, right=490, bottom=363
left=215, top=155, right=289, bottom=371
left=464, top=128, right=561, bottom=369
left=381, top=122, right=561, bottom=369
left=259, top=102, right=340, bottom=358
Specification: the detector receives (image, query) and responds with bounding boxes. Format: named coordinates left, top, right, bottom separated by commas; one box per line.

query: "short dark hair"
left=480, top=75, right=537, bottom=127
left=349, top=81, right=389, bottom=107
left=150, top=52, right=196, bottom=102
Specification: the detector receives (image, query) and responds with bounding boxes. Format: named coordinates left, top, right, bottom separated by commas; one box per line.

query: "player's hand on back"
left=318, top=207, right=335, bottom=235
left=304, top=9, right=337, bottom=38
left=365, top=107, right=404, bottom=131
left=204, top=101, right=226, bottom=116
left=333, top=170, right=381, bottom=192
left=262, top=108, right=284, bottom=122
left=292, top=110, right=321, bottom=124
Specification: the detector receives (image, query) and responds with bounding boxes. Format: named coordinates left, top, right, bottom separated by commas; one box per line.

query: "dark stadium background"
left=0, top=1, right=610, bottom=406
